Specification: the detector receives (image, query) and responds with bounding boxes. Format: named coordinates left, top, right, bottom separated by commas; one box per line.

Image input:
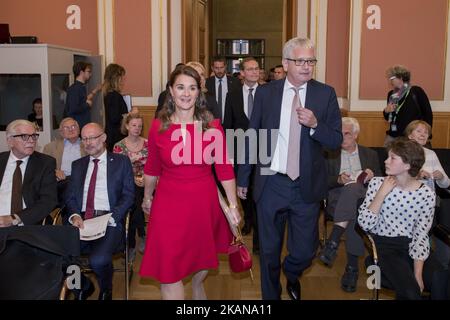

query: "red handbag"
left=217, top=189, right=253, bottom=279
left=228, top=229, right=253, bottom=273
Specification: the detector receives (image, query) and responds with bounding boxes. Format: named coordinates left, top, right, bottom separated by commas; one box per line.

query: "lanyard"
left=391, top=89, right=411, bottom=124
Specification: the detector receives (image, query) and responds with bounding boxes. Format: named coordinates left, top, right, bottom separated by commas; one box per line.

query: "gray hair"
left=282, top=37, right=315, bottom=59
left=6, top=119, right=36, bottom=137
left=59, top=117, right=79, bottom=130
left=342, top=117, right=360, bottom=135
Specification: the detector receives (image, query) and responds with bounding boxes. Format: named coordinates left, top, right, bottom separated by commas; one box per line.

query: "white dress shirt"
left=270, top=79, right=308, bottom=174
left=215, top=76, right=229, bottom=119
left=421, top=147, right=450, bottom=190
left=242, top=83, right=258, bottom=118
left=81, top=150, right=110, bottom=212
left=61, top=138, right=82, bottom=176
left=0, top=152, right=29, bottom=216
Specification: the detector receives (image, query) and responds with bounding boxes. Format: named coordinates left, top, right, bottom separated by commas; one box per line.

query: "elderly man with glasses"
left=43, top=117, right=87, bottom=213
left=0, top=119, right=57, bottom=227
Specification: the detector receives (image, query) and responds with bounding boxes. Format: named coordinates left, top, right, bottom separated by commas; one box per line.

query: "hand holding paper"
left=79, top=213, right=112, bottom=241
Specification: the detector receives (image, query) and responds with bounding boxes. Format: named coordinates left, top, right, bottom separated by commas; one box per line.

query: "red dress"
left=139, top=119, right=234, bottom=283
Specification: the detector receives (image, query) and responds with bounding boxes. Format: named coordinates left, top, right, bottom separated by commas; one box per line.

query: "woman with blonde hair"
left=405, top=120, right=449, bottom=190
left=113, top=112, right=148, bottom=258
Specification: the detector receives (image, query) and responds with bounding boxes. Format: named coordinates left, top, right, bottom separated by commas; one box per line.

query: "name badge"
left=391, top=124, right=397, bottom=132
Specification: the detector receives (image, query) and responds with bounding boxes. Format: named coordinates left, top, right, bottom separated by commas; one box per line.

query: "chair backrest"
left=370, top=147, right=387, bottom=175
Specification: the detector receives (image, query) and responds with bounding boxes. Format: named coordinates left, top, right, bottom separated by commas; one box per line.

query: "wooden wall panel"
left=137, top=106, right=156, bottom=138
left=349, top=111, right=450, bottom=148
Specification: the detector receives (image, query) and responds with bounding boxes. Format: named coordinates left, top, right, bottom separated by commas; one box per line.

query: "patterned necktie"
left=247, top=87, right=254, bottom=118
left=286, top=87, right=302, bottom=180
left=218, top=78, right=223, bottom=120
left=84, top=159, right=100, bottom=220
left=11, top=160, right=23, bottom=215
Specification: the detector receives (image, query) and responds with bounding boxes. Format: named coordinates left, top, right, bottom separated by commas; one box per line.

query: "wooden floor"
left=92, top=217, right=395, bottom=300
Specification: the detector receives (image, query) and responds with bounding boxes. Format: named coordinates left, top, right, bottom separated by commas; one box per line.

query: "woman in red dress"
left=139, top=66, right=241, bottom=300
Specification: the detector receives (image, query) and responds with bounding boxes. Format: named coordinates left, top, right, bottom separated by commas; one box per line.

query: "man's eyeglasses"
left=285, top=58, right=318, bottom=66
left=61, top=125, right=78, bottom=131
left=11, top=134, right=39, bottom=142
left=81, top=133, right=104, bottom=143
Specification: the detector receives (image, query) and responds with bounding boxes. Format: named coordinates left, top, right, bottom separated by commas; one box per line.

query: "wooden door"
left=182, top=0, right=209, bottom=67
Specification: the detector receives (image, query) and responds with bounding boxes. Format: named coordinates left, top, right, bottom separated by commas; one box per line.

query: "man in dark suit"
left=223, top=57, right=260, bottom=252
left=0, top=120, right=57, bottom=227
left=205, top=57, right=241, bottom=122
left=65, top=123, right=134, bottom=300
left=319, top=117, right=381, bottom=292
left=237, top=38, right=342, bottom=300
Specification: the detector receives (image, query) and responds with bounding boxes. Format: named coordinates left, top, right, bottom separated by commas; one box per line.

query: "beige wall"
left=359, top=0, right=448, bottom=100
left=0, top=0, right=98, bottom=54
left=113, top=0, right=152, bottom=96
left=211, top=0, right=284, bottom=72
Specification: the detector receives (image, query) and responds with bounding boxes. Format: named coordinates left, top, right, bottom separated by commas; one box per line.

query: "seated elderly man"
left=43, top=117, right=86, bottom=208
left=318, top=117, right=381, bottom=292
left=65, top=123, right=134, bottom=300
left=0, top=120, right=57, bottom=227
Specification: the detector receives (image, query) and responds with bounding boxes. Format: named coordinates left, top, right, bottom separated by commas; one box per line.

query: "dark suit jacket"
left=65, top=152, right=135, bottom=224
left=237, top=78, right=343, bottom=203
left=0, top=151, right=57, bottom=224
left=65, top=80, right=91, bottom=130
left=223, top=85, right=255, bottom=131
left=205, top=75, right=241, bottom=121
left=104, top=90, right=128, bottom=151
left=325, top=145, right=382, bottom=189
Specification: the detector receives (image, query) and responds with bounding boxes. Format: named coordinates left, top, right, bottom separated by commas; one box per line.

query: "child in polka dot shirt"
left=358, top=138, right=435, bottom=300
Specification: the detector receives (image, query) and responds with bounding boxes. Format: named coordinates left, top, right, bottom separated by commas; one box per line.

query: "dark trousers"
left=129, top=185, right=146, bottom=248
left=257, top=173, right=320, bottom=300
left=372, top=235, right=422, bottom=300
left=80, top=224, right=123, bottom=291
left=236, top=165, right=259, bottom=248
left=327, top=183, right=367, bottom=257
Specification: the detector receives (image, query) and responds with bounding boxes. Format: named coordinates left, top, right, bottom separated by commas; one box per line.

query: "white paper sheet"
left=79, top=213, right=112, bottom=241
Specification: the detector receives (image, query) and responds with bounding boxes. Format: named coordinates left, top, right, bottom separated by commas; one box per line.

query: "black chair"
left=0, top=225, right=80, bottom=300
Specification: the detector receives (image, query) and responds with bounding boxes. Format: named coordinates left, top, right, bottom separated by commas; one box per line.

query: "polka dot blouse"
left=358, top=176, right=436, bottom=260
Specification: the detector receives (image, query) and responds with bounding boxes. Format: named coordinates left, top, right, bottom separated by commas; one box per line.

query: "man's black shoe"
left=98, top=289, right=112, bottom=300
left=318, top=240, right=339, bottom=267
left=241, top=223, right=252, bottom=236
left=286, top=279, right=301, bottom=300
left=341, top=265, right=359, bottom=293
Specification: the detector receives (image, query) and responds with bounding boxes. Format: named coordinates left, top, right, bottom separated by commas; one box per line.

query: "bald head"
left=81, top=123, right=107, bottom=158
